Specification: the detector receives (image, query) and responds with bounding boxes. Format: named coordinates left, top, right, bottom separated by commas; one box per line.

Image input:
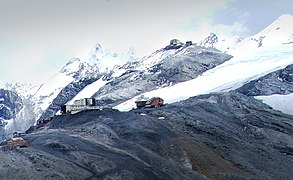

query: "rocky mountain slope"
left=0, top=89, right=23, bottom=120
left=92, top=46, right=232, bottom=106
left=0, top=89, right=23, bottom=141
left=238, top=14, right=293, bottom=48
left=33, top=42, right=232, bottom=118
left=115, top=43, right=293, bottom=111
left=1, top=14, right=293, bottom=141
left=0, top=83, right=42, bottom=141
left=0, top=14, right=292, bottom=179
left=0, top=89, right=292, bottom=179
left=0, top=46, right=135, bottom=137
left=239, top=64, right=293, bottom=116
left=0, top=60, right=292, bottom=179
left=237, top=64, right=293, bottom=96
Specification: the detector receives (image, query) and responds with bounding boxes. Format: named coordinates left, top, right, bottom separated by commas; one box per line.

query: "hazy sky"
left=0, top=0, right=292, bottom=84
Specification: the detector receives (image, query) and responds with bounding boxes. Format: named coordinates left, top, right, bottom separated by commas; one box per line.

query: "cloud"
left=1, top=0, right=290, bottom=84
left=1, top=41, right=71, bottom=84
left=0, top=0, right=239, bottom=84
left=176, top=0, right=251, bottom=39
left=6, top=43, right=48, bottom=83
left=0, top=0, right=235, bottom=56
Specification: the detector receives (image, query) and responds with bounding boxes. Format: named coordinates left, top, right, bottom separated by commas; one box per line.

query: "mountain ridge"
left=0, top=14, right=292, bottom=141
left=0, top=14, right=292, bottom=179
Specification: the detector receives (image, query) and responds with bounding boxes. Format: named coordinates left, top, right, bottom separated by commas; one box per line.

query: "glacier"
left=115, top=14, right=293, bottom=112
left=115, top=44, right=293, bottom=111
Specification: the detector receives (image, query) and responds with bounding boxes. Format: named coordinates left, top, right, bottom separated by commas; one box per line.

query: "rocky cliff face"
left=237, top=64, right=293, bottom=96
left=0, top=89, right=23, bottom=120
left=0, top=89, right=23, bottom=141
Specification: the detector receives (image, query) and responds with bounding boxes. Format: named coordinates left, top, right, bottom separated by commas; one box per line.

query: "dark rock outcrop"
left=0, top=89, right=23, bottom=120
left=0, top=89, right=23, bottom=142
left=237, top=64, right=293, bottom=96
left=139, top=91, right=293, bottom=179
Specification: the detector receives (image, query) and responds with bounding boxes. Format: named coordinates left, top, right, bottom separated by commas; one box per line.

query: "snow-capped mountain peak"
left=59, top=57, right=99, bottom=79
left=133, top=48, right=178, bottom=71
left=214, top=14, right=293, bottom=55
left=87, top=43, right=136, bottom=73
left=199, top=33, right=219, bottom=48
left=26, top=42, right=137, bottom=122
left=261, top=14, right=293, bottom=35
left=0, top=82, right=38, bottom=99
left=130, top=40, right=196, bottom=71
left=255, top=14, right=293, bottom=46
left=60, top=58, right=83, bottom=75
left=59, top=43, right=136, bottom=77
left=231, top=14, right=293, bottom=53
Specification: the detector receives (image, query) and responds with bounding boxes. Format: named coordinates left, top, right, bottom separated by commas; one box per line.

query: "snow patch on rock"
left=255, top=93, right=293, bottom=115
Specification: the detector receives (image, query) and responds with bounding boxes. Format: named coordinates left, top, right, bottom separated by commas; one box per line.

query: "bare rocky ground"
left=139, top=92, right=293, bottom=180
left=0, top=109, right=204, bottom=180
left=0, top=91, right=292, bottom=180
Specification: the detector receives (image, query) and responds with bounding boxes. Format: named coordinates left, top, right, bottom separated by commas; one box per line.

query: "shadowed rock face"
left=0, top=89, right=23, bottom=120
left=1, top=91, right=292, bottom=179
left=0, top=89, right=23, bottom=141
left=237, top=64, right=293, bottom=96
